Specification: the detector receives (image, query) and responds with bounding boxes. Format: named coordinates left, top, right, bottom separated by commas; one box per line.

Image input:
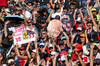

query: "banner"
left=47, top=19, right=62, bottom=38
left=13, top=26, right=36, bottom=45
left=61, top=14, right=75, bottom=32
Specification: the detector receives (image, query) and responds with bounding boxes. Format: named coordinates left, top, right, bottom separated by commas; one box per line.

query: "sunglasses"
left=76, top=30, right=81, bottom=32
left=40, top=46, right=44, bottom=48
left=80, top=37, right=85, bottom=38
left=59, top=44, right=64, bottom=46
left=42, top=33, right=47, bottom=34
left=28, top=24, right=33, bottom=26
left=19, top=49, right=24, bottom=51
left=87, top=25, right=92, bottom=26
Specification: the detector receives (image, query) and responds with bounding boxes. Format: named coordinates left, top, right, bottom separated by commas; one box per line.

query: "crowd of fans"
left=0, top=0, right=100, bottom=66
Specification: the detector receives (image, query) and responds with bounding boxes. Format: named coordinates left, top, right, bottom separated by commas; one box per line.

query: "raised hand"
left=32, top=10, right=37, bottom=15
left=90, top=43, right=94, bottom=49
left=5, top=20, right=10, bottom=25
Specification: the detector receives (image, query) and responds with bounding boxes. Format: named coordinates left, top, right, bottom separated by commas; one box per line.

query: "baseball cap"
left=40, top=19, right=46, bottom=24
left=60, top=51, right=67, bottom=56
left=50, top=51, right=57, bottom=55
left=39, top=43, right=45, bottom=46
left=77, top=20, right=83, bottom=23
left=6, top=8, right=10, bottom=12
left=75, top=44, right=83, bottom=51
left=61, top=36, right=66, bottom=40
left=18, top=46, right=26, bottom=50
left=48, top=44, right=53, bottom=48
left=87, top=20, right=92, bottom=24
left=91, top=8, right=97, bottom=12
left=59, top=41, right=64, bottom=45
left=55, top=15, right=60, bottom=20
left=76, top=11, right=80, bottom=15
left=28, top=20, right=33, bottom=23
left=32, top=49, right=36, bottom=53
left=76, top=27, right=82, bottom=31
left=7, top=54, right=14, bottom=59
left=94, top=59, right=100, bottom=64
left=80, top=33, right=86, bottom=37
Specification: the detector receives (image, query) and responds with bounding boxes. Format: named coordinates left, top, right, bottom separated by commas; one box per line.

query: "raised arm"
left=89, top=8, right=97, bottom=30
left=73, top=8, right=77, bottom=22
left=32, top=10, right=37, bottom=24
left=75, top=51, right=86, bottom=66
left=26, top=42, right=31, bottom=60
left=46, top=10, right=54, bottom=23
left=87, top=0, right=91, bottom=16
left=23, top=2, right=34, bottom=10
left=34, top=41, right=39, bottom=57
left=15, top=43, right=28, bottom=60
left=90, top=44, right=94, bottom=66
left=53, top=53, right=59, bottom=66
left=4, top=20, right=10, bottom=37
left=0, top=12, right=4, bottom=22
left=79, top=8, right=85, bottom=23
left=22, top=10, right=28, bottom=26
left=42, top=41, right=48, bottom=54
left=49, top=0, right=55, bottom=8
left=98, top=3, right=100, bottom=32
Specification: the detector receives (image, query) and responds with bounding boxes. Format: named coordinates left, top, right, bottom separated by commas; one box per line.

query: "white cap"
left=60, top=55, right=66, bottom=61
left=6, top=8, right=10, bottom=12
left=48, top=44, right=53, bottom=48
left=32, top=49, right=36, bottom=53
left=77, top=27, right=82, bottom=31
left=39, top=43, right=45, bottom=46
left=76, top=17, right=81, bottom=21
left=50, top=51, right=57, bottom=55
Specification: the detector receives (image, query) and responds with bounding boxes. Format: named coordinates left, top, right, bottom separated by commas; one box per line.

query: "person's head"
left=93, top=59, right=100, bottom=66
left=41, top=30, right=47, bottom=39
left=7, top=54, right=14, bottom=64
left=62, top=8, right=67, bottom=15
left=8, top=31, right=13, bottom=39
left=39, top=43, right=45, bottom=50
left=20, top=21, right=25, bottom=26
left=77, top=20, right=83, bottom=27
left=40, top=19, right=47, bottom=28
left=46, top=3, right=51, bottom=9
left=70, top=2, right=76, bottom=9
left=50, top=51, right=57, bottom=59
left=61, top=36, right=67, bottom=44
left=76, top=11, right=81, bottom=17
left=10, top=49, right=15, bottom=56
left=93, top=45, right=98, bottom=55
left=87, top=20, right=93, bottom=29
left=31, top=49, right=38, bottom=65
left=31, top=49, right=36, bottom=58
left=91, top=8, right=97, bottom=16
left=80, top=33, right=86, bottom=43
left=48, top=44, right=53, bottom=52
left=28, top=20, right=34, bottom=29
left=59, top=41, right=65, bottom=50
left=27, top=2, right=32, bottom=6
left=42, top=8, right=48, bottom=15
left=18, top=46, right=26, bottom=55
left=76, top=27, right=83, bottom=35
left=32, top=0, right=36, bottom=5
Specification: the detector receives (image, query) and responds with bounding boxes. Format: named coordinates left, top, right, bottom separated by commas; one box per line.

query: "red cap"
left=19, top=46, right=26, bottom=50
left=75, top=44, right=83, bottom=51
left=28, top=20, right=32, bottom=23
left=46, top=57, right=50, bottom=60
left=60, top=50, right=67, bottom=57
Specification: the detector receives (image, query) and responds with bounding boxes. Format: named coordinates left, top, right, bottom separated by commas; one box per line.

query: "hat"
left=75, top=44, right=83, bottom=51
left=94, top=59, right=100, bottom=64
left=6, top=8, right=10, bottom=12
left=91, top=8, right=97, bottom=12
left=40, top=19, right=46, bottom=23
left=28, top=20, right=33, bottom=23
left=77, top=20, right=83, bottom=23
left=61, top=36, right=66, bottom=40
left=19, top=46, right=26, bottom=50
left=39, top=43, right=45, bottom=46
left=76, top=27, right=82, bottom=31
left=60, top=55, right=66, bottom=61
left=60, top=51, right=67, bottom=56
left=11, top=48, right=15, bottom=52
left=50, top=51, right=57, bottom=55
left=48, top=44, right=53, bottom=48
left=46, top=57, right=50, bottom=60
left=76, top=11, right=80, bottom=15
left=87, top=20, right=92, bottom=24
left=59, top=41, right=64, bottom=45
left=80, top=33, right=86, bottom=37
left=7, top=54, right=14, bottom=59
left=55, top=15, right=60, bottom=20
left=19, top=21, right=24, bottom=24
left=32, top=49, right=36, bottom=53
